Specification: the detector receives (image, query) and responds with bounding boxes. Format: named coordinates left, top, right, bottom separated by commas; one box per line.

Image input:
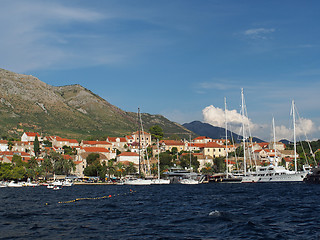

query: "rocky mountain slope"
left=0, top=68, right=192, bottom=140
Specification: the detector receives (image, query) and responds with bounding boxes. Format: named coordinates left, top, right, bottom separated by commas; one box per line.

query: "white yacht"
left=241, top=164, right=308, bottom=183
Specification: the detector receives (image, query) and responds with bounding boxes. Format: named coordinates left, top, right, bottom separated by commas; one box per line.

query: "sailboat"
left=124, top=108, right=152, bottom=185
left=152, top=139, right=170, bottom=184
left=180, top=135, right=199, bottom=184
left=221, top=97, right=242, bottom=183
left=241, top=101, right=309, bottom=183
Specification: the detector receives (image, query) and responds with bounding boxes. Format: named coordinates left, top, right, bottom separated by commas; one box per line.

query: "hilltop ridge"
left=0, top=68, right=192, bottom=139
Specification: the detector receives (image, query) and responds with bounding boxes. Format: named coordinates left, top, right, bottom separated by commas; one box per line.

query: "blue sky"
left=1, top=0, right=320, bottom=141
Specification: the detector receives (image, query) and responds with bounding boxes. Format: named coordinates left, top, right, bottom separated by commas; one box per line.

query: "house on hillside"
left=0, top=140, right=8, bottom=151
left=194, top=136, right=213, bottom=144
left=12, top=141, right=34, bottom=155
left=131, top=131, right=152, bottom=148
left=117, top=152, right=140, bottom=165
left=202, top=142, right=226, bottom=158
left=107, top=137, right=128, bottom=151
left=159, top=140, right=186, bottom=153
left=81, top=140, right=112, bottom=151
left=21, top=132, right=41, bottom=142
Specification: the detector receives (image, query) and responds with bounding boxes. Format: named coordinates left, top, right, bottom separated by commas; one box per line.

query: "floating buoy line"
left=47, top=189, right=136, bottom=205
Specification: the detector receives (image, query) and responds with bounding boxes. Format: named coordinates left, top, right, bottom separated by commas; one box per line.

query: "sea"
left=0, top=183, right=320, bottom=240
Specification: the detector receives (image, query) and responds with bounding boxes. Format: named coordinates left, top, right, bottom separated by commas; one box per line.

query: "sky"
left=0, top=0, right=320, bottom=141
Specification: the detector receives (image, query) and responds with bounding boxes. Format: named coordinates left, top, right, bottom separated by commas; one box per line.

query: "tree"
left=159, top=152, right=174, bottom=168
left=34, top=135, right=40, bottom=156
left=179, top=153, right=199, bottom=171
left=213, top=157, right=225, bottom=173
left=149, top=125, right=164, bottom=140
left=201, top=163, right=214, bottom=175
left=106, top=160, right=116, bottom=181
left=41, top=157, right=53, bottom=180
left=126, top=162, right=137, bottom=175
left=86, top=153, right=100, bottom=165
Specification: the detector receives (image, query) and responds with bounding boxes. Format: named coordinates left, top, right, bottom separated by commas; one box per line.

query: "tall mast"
left=225, top=97, right=228, bottom=178
left=241, top=88, right=247, bottom=176
left=138, top=107, right=141, bottom=177
left=292, top=100, right=297, bottom=172
left=189, top=134, right=192, bottom=172
left=157, top=139, right=160, bottom=180
left=272, top=117, right=277, bottom=164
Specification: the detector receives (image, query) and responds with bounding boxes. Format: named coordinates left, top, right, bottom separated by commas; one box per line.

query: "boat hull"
left=241, top=172, right=308, bottom=183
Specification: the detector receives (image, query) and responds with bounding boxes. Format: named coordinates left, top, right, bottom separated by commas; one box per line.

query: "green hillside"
left=0, top=68, right=193, bottom=140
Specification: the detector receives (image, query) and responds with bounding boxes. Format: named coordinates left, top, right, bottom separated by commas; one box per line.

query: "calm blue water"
left=1, top=183, right=320, bottom=240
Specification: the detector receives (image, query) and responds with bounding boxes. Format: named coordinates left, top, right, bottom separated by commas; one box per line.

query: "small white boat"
left=123, top=178, right=152, bottom=185
left=180, top=178, right=199, bottom=185
left=151, top=179, right=170, bottom=184
left=0, top=181, right=8, bottom=187
left=53, top=185, right=61, bottom=190
left=62, top=179, right=73, bottom=187
left=8, top=181, right=23, bottom=187
left=47, top=183, right=54, bottom=189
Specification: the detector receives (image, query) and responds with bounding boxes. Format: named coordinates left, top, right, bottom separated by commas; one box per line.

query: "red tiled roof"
left=24, top=132, right=40, bottom=137
left=82, top=141, right=110, bottom=145
left=0, top=140, right=8, bottom=144
left=107, top=137, right=127, bottom=142
left=204, top=142, right=225, bottom=148
left=83, top=147, right=109, bottom=153
left=194, top=136, right=211, bottom=140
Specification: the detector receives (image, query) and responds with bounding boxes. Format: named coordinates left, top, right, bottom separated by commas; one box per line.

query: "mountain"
left=0, top=68, right=193, bottom=140
left=183, top=121, right=264, bottom=143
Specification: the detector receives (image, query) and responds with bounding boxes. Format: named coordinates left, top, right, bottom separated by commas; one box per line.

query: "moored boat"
left=123, top=178, right=152, bottom=185
left=304, top=167, right=320, bottom=184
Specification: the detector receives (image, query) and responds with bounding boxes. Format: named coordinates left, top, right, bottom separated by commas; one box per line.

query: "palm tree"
left=115, top=162, right=125, bottom=179
left=126, top=162, right=137, bottom=175
left=106, top=160, right=116, bottom=182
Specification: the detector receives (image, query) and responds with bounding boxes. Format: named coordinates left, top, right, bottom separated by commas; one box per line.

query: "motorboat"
left=62, top=179, right=73, bottom=187
left=123, top=178, right=152, bottom=185
left=8, top=181, right=23, bottom=187
left=0, top=181, right=8, bottom=187
left=53, top=185, right=61, bottom=190
left=151, top=179, right=170, bottom=184
left=180, top=178, right=199, bottom=185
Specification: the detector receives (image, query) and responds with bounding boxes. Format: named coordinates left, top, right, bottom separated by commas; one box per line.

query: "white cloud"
left=275, top=118, right=314, bottom=141
left=202, top=105, right=317, bottom=141
left=202, top=105, right=257, bottom=134
left=243, top=28, right=275, bottom=40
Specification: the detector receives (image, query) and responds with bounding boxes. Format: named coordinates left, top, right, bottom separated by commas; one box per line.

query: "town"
left=0, top=126, right=317, bottom=185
